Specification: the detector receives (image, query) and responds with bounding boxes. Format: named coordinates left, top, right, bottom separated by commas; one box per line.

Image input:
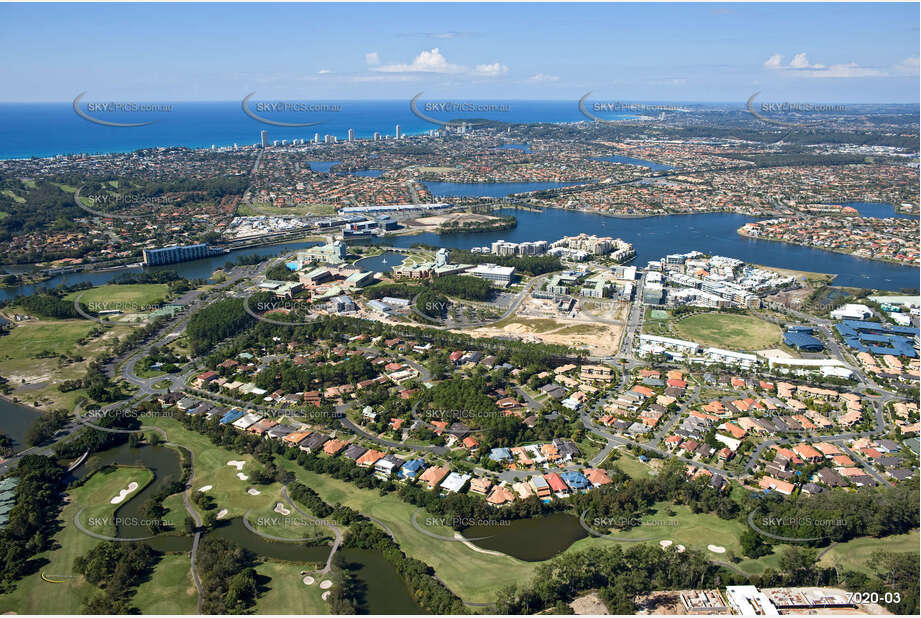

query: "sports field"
left=673, top=312, right=781, bottom=350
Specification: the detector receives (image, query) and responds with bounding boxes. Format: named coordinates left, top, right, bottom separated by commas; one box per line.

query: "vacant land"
left=0, top=318, right=130, bottom=409
left=673, top=312, right=782, bottom=350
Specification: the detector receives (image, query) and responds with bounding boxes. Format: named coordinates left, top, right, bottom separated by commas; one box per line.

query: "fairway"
left=673, top=312, right=781, bottom=350
left=133, top=554, right=198, bottom=614
left=817, top=530, right=920, bottom=574
left=75, top=466, right=155, bottom=537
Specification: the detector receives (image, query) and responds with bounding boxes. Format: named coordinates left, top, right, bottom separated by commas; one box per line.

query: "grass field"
left=64, top=283, right=170, bottom=309
left=254, top=560, right=329, bottom=614
left=817, top=530, right=920, bottom=574
left=673, top=312, right=782, bottom=350
left=133, top=553, right=198, bottom=614
left=613, top=453, right=656, bottom=480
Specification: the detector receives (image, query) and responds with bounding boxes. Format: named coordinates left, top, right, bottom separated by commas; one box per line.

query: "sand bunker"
left=321, top=591, right=330, bottom=601
left=319, top=579, right=333, bottom=590
left=216, top=509, right=228, bottom=519
left=237, top=473, right=249, bottom=481
left=707, top=544, right=726, bottom=554
left=302, top=576, right=315, bottom=586
left=198, top=485, right=212, bottom=492
left=676, top=545, right=686, bottom=553
left=247, top=488, right=261, bottom=495
left=109, top=482, right=139, bottom=504
left=659, top=540, right=673, bottom=549
left=227, top=460, right=246, bottom=470
left=274, top=502, right=291, bottom=516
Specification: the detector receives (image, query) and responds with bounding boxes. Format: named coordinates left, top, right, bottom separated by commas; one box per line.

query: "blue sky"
left=0, top=2, right=918, bottom=102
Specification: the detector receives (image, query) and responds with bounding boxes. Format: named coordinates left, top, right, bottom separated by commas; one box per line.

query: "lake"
left=382, top=208, right=919, bottom=290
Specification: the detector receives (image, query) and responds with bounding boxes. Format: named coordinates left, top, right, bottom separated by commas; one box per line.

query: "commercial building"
left=468, top=263, right=515, bottom=283
left=143, top=243, right=224, bottom=266
left=297, top=241, right=347, bottom=265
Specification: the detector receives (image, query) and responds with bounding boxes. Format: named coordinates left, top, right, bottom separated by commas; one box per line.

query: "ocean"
left=0, top=99, right=619, bottom=160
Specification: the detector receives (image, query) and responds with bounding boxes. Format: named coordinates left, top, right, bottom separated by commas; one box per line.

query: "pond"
left=461, top=512, right=587, bottom=561
left=353, top=251, right=406, bottom=273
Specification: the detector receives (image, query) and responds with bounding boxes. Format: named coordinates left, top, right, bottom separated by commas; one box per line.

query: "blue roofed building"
left=399, top=459, right=427, bottom=480
left=783, top=329, right=825, bottom=352
left=835, top=320, right=919, bottom=358
left=220, top=409, right=244, bottom=424
left=560, top=471, right=592, bottom=492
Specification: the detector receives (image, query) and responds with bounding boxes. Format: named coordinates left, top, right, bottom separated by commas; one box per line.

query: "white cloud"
left=374, top=48, right=465, bottom=74
left=527, top=73, right=559, bottom=82
left=763, top=54, right=784, bottom=69
left=764, top=53, right=887, bottom=78
left=649, top=78, right=687, bottom=86
left=789, top=53, right=824, bottom=70
left=365, top=52, right=380, bottom=66
left=472, top=62, right=509, bottom=77
left=318, top=69, right=332, bottom=75
left=894, top=56, right=920, bottom=75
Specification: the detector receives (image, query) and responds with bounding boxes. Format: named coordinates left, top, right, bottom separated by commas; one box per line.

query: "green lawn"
left=76, top=466, right=155, bottom=537
left=0, top=320, right=96, bottom=359
left=133, top=553, right=198, bottom=614
left=0, top=468, right=116, bottom=613
left=613, top=453, right=656, bottom=480
left=600, top=502, right=746, bottom=557
left=145, top=416, right=284, bottom=520
left=254, top=560, right=329, bottom=614
left=245, top=500, right=332, bottom=542
left=817, top=530, right=920, bottom=574
left=673, top=312, right=782, bottom=350
left=64, top=283, right=170, bottom=310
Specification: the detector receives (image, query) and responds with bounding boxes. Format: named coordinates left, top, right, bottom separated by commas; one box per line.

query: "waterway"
left=0, top=239, right=321, bottom=301
left=69, top=440, right=193, bottom=552
left=838, top=201, right=917, bottom=220
left=461, top=512, right=586, bottom=561
left=381, top=208, right=918, bottom=290
left=212, top=517, right=423, bottom=614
